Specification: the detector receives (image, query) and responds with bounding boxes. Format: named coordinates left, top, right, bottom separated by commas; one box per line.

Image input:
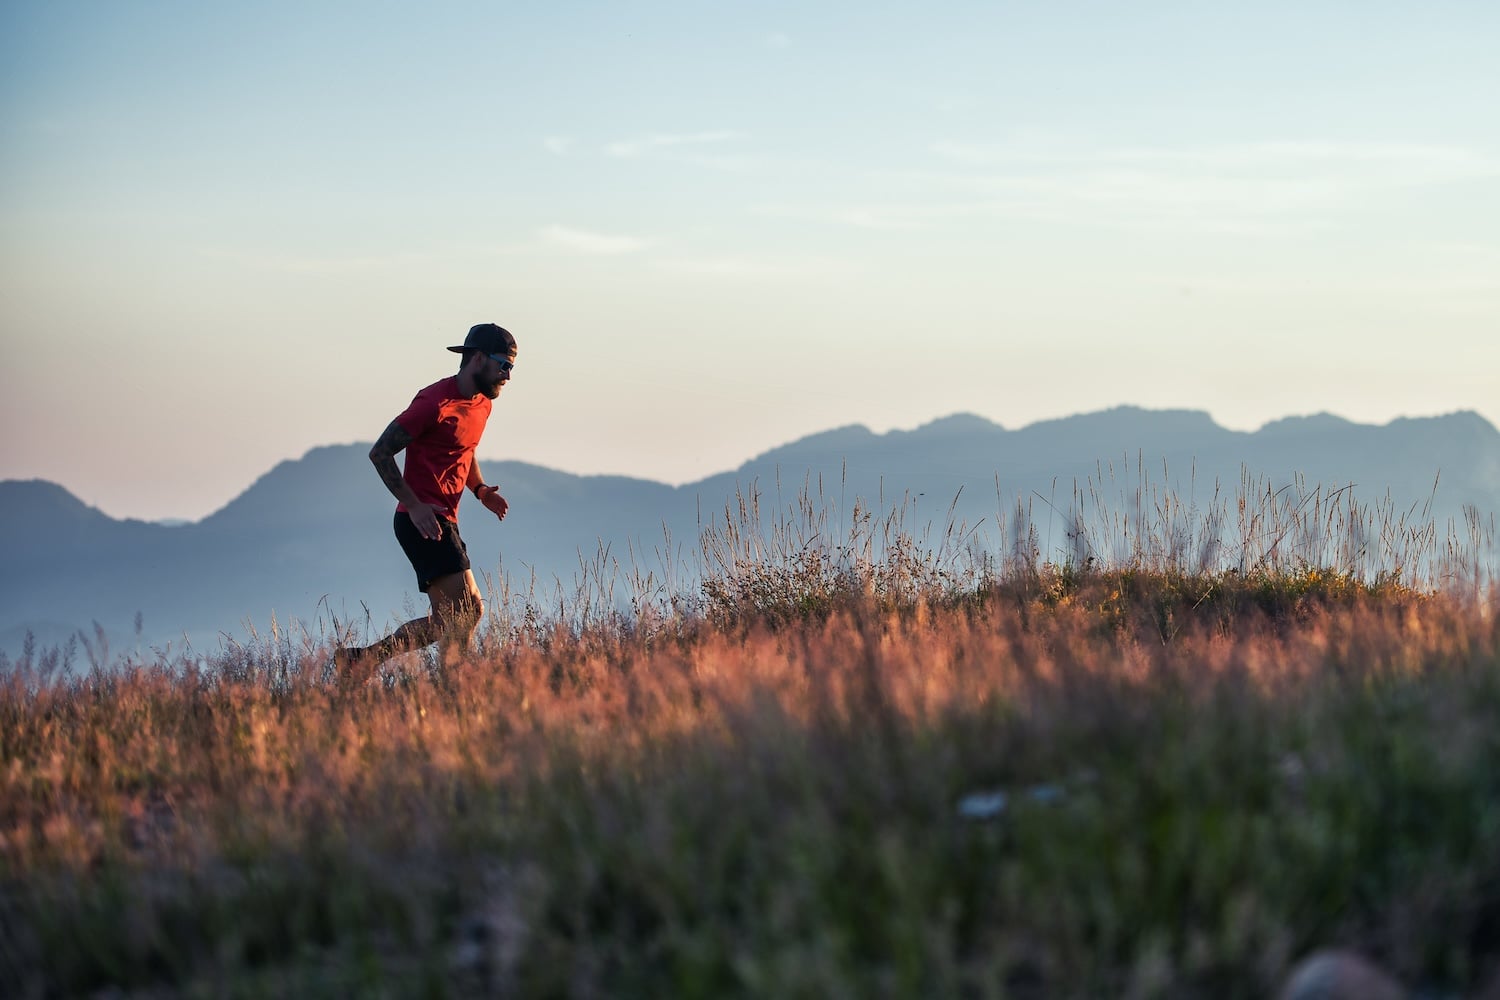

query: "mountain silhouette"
left=3, top=407, right=1497, bottom=665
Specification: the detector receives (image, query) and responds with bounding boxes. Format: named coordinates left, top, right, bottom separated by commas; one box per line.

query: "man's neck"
left=455, top=370, right=478, bottom=397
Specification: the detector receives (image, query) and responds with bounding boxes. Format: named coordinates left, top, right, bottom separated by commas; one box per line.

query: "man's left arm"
left=469, top=460, right=509, bottom=521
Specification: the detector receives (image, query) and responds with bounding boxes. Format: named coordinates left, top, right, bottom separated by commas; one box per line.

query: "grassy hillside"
left=3, top=488, right=1498, bottom=998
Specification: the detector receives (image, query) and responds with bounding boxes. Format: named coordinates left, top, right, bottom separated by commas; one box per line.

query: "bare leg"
left=429, top=569, right=484, bottom=666
left=337, top=570, right=484, bottom=682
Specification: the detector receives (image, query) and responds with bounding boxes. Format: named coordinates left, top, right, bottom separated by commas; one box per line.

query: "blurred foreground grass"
left=3, top=479, right=1499, bottom=998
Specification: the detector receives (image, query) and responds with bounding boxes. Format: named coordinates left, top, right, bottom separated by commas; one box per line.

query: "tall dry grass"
left=2, top=476, right=1498, bottom=997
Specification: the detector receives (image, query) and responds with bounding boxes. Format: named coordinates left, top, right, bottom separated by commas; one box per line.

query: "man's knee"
left=428, top=572, right=483, bottom=630
left=454, top=593, right=484, bottom=627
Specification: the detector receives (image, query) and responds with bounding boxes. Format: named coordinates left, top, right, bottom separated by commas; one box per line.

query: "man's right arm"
left=370, top=420, right=444, bottom=540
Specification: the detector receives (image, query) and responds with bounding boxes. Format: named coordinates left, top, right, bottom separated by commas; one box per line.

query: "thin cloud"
left=931, top=139, right=1495, bottom=173
left=765, top=32, right=792, bottom=49
left=753, top=199, right=995, bottom=232
left=927, top=139, right=1498, bottom=214
left=828, top=138, right=1500, bottom=236
left=193, top=247, right=437, bottom=275
left=540, top=225, right=651, bottom=255
left=604, top=130, right=746, bottom=159
left=653, top=254, right=855, bottom=280
left=542, top=135, right=575, bottom=156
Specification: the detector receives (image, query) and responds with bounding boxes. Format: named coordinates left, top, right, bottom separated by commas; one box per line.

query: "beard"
left=476, top=371, right=505, bottom=398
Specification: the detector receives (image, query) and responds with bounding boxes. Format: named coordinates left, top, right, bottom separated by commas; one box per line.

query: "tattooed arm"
left=369, top=420, right=417, bottom=504
left=369, top=421, right=444, bottom=540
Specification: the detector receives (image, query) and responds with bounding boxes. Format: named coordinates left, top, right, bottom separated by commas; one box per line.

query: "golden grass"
left=2, top=476, right=1498, bottom=995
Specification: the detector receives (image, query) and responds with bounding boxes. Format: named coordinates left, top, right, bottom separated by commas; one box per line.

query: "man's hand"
left=407, top=503, right=446, bottom=541
left=475, top=484, right=508, bottom=521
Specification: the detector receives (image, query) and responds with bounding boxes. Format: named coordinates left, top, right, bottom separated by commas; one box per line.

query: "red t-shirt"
left=393, top=376, right=492, bottom=522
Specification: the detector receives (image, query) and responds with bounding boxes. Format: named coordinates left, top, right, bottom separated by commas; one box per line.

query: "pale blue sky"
left=3, top=2, right=1497, bottom=521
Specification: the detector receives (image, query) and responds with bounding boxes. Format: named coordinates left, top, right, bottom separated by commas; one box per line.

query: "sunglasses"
left=488, top=354, right=516, bottom=373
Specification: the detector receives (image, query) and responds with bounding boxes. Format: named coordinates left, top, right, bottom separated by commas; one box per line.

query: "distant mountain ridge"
left=3, top=407, right=1497, bottom=663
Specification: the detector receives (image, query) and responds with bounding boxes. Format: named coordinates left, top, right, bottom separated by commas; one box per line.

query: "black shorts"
left=393, top=511, right=470, bottom=593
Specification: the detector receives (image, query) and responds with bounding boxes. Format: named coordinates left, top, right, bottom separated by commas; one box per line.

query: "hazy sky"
left=3, top=2, right=1497, bottom=522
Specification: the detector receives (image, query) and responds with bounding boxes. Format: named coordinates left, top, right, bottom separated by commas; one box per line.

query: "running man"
left=335, top=323, right=517, bottom=681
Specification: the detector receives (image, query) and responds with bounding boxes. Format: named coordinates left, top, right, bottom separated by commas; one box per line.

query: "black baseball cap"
left=447, top=323, right=517, bottom=355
